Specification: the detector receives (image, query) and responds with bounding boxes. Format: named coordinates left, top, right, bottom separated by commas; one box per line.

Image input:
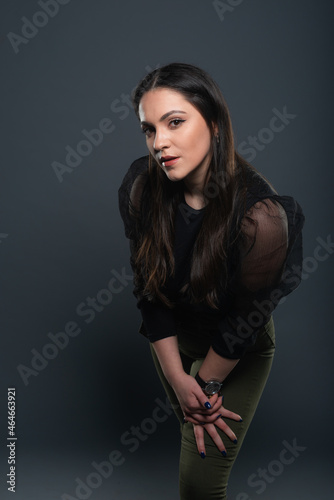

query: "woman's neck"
left=182, top=161, right=210, bottom=209
left=183, top=186, right=206, bottom=210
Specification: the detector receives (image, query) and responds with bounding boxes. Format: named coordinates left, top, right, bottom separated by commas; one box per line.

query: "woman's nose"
left=153, top=129, right=170, bottom=152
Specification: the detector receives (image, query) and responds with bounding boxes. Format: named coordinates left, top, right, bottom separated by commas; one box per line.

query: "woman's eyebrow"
left=141, top=110, right=187, bottom=125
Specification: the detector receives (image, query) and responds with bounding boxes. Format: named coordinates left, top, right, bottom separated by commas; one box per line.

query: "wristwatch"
left=195, top=372, right=223, bottom=397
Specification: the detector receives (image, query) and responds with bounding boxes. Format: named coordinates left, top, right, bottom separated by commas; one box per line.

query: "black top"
left=118, top=155, right=305, bottom=359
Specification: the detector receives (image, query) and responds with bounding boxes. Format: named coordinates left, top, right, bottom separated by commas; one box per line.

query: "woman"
left=118, top=63, right=304, bottom=500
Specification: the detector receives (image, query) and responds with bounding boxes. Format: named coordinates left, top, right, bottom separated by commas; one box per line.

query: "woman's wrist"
left=168, top=368, right=187, bottom=389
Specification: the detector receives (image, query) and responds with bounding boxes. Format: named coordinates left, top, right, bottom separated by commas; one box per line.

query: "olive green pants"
left=149, top=316, right=276, bottom=500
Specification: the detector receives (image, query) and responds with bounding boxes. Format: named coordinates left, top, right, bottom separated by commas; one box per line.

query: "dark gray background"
left=1, top=0, right=333, bottom=498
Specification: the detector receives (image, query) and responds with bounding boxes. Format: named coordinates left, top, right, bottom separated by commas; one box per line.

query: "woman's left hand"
left=191, top=402, right=242, bottom=457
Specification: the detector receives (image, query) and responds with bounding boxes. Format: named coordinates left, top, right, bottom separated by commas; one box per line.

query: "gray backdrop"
left=1, top=1, right=333, bottom=499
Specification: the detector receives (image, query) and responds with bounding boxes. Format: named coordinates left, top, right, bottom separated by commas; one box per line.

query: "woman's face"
left=138, top=88, right=214, bottom=188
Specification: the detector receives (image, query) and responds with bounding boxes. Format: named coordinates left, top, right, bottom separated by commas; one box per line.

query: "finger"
left=195, top=390, right=219, bottom=411
left=204, top=423, right=227, bottom=456
left=214, top=417, right=238, bottom=443
left=194, top=394, right=223, bottom=416
left=183, top=411, right=207, bottom=425
left=209, top=393, right=222, bottom=412
left=220, top=406, right=243, bottom=422
left=185, top=410, right=223, bottom=425
left=195, top=393, right=220, bottom=414
left=193, top=424, right=206, bottom=458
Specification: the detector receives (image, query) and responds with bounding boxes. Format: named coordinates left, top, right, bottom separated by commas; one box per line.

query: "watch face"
left=204, top=381, right=222, bottom=396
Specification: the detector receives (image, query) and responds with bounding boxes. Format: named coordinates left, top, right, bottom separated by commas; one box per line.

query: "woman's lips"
left=161, top=156, right=179, bottom=167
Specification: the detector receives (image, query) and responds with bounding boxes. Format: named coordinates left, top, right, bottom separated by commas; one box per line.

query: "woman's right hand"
left=170, top=372, right=223, bottom=424
left=151, top=337, right=235, bottom=424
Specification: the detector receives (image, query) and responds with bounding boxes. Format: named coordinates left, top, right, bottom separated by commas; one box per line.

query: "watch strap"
left=195, top=372, right=207, bottom=389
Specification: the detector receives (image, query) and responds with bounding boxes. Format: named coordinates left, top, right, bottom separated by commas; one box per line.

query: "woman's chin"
left=165, top=170, right=184, bottom=182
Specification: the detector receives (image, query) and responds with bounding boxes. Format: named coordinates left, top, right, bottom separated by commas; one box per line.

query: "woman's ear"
left=212, top=123, right=219, bottom=137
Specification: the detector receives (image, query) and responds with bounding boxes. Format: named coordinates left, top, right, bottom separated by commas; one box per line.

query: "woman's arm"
left=198, top=347, right=239, bottom=382
left=152, top=337, right=223, bottom=421
left=211, top=198, right=290, bottom=359
left=151, top=336, right=184, bottom=385
left=193, top=200, right=287, bottom=386
left=192, top=199, right=289, bottom=456
left=153, top=337, right=242, bottom=457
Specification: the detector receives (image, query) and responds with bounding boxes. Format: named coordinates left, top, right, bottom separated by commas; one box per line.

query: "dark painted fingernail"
left=221, top=450, right=227, bottom=457
left=239, top=418, right=243, bottom=422
left=216, top=414, right=222, bottom=420
left=204, top=402, right=211, bottom=409
left=200, top=452, right=206, bottom=459
left=233, top=439, right=238, bottom=444
left=182, top=417, right=187, bottom=424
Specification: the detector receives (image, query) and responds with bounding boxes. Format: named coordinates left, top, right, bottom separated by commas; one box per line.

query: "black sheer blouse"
left=118, top=155, right=305, bottom=359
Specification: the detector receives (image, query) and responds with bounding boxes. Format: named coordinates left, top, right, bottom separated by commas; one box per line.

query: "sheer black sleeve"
left=212, top=195, right=305, bottom=359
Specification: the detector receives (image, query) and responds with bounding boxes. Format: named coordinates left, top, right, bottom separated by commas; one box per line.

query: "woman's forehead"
left=138, top=88, right=196, bottom=122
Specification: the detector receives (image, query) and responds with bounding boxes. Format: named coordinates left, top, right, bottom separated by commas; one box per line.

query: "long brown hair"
left=131, top=63, right=250, bottom=309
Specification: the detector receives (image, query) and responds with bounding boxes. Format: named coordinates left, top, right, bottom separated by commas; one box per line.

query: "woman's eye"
left=141, top=119, right=185, bottom=137
left=170, top=119, right=185, bottom=128
left=141, top=127, right=154, bottom=137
